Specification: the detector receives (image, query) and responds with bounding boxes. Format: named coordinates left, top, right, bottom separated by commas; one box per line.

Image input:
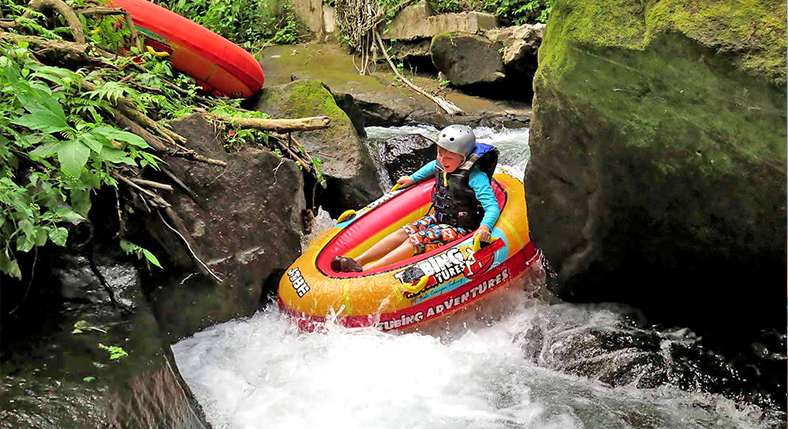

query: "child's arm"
left=469, top=170, right=500, bottom=240
left=408, top=160, right=437, bottom=183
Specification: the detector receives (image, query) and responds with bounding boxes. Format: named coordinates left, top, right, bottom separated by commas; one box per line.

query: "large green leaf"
left=70, top=188, right=91, bottom=218
left=92, top=126, right=149, bottom=148
left=16, top=234, right=34, bottom=252
left=49, top=227, right=68, bottom=246
left=142, top=249, right=163, bottom=268
left=13, top=88, right=70, bottom=134
left=18, top=219, right=34, bottom=236
left=28, top=139, right=60, bottom=159
left=79, top=133, right=104, bottom=153
left=12, top=110, right=70, bottom=134
left=57, top=139, right=90, bottom=177
left=34, top=227, right=48, bottom=246
left=0, top=249, right=22, bottom=280
left=98, top=146, right=136, bottom=166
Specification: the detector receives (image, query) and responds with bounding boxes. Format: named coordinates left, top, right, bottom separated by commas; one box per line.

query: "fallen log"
left=210, top=115, right=331, bottom=133
left=0, top=33, right=91, bottom=65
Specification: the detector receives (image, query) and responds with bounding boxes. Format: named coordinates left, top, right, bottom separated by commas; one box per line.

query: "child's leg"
left=354, top=229, right=408, bottom=266
left=363, top=240, right=414, bottom=270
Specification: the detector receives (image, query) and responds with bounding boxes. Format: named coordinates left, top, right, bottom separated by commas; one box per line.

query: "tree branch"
left=24, top=0, right=85, bottom=43
left=373, top=29, right=463, bottom=115
left=129, top=178, right=174, bottom=191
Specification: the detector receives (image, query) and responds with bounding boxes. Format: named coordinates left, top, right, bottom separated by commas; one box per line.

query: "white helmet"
left=437, top=125, right=476, bottom=157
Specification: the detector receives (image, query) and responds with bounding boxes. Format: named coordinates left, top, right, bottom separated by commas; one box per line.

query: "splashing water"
left=172, top=125, right=783, bottom=429
left=172, top=303, right=778, bottom=429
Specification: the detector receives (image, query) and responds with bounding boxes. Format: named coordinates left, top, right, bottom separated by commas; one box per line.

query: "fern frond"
left=14, top=17, right=63, bottom=40
left=84, top=81, right=132, bottom=105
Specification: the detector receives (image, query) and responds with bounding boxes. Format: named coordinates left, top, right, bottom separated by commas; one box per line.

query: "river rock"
left=0, top=240, right=208, bottom=428
left=525, top=0, right=787, bottom=342
left=485, top=23, right=544, bottom=95
left=516, top=304, right=783, bottom=407
left=430, top=32, right=506, bottom=87
left=254, top=79, right=383, bottom=215
left=485, top=23, right=544, bottom=68
left=368, top=133, right=436, bottom=182
left=133, top=113, right=307, bottom=338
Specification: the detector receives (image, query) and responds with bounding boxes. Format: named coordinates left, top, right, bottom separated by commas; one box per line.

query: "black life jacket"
left=432, top=143, right=499, bottom=230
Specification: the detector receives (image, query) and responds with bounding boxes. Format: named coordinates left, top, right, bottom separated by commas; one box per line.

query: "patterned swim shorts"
left=403, top=214, right=469, bottom=255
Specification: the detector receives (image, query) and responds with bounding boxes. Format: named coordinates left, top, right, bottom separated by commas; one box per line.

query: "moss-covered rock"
left=254, top=79, right=383, bottom=214
left=526, top=0, right=786, bottom=341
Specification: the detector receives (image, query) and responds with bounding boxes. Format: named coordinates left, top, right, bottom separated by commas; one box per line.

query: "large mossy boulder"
left=254, top=79, right=383, bottom=215
left=526, top=0, right=787, bottom=341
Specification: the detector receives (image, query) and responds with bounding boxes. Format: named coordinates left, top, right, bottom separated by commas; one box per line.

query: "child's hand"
left=397, top=176, right=414, bottom=188
left=474, top=225, right=491, bottom=243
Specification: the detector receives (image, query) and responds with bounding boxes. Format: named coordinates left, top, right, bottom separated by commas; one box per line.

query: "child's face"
left=437, top=146, right=464, bottom=173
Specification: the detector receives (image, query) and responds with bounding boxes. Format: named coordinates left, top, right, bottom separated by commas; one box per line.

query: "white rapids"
left=172, top=303, right=772, bottom=429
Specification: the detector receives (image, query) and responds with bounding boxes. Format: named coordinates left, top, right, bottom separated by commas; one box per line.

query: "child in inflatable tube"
left=331, top=125, right=500, bottom=272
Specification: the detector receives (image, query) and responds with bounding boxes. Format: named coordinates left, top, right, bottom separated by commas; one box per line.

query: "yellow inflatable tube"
left=278, top=172, right=541, bottom=331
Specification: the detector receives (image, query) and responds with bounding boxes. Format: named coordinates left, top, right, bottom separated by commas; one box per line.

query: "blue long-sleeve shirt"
left=409, top=160, right=500, bottom=230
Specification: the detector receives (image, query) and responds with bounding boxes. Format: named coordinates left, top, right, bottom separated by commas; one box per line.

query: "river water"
left=172, top=126, right=785, bottom=429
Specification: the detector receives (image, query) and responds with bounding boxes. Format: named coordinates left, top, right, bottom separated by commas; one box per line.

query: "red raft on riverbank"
left=278, top=172, right=545, bottom=332
left=107, top=0, right=264, bottom=98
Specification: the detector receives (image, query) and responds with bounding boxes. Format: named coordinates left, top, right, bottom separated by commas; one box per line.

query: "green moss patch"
left=540, top=0, right=786, bottom=84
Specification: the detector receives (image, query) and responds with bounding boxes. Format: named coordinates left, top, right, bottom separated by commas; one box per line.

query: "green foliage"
left=310, top=156, right=327, bottom=188
left=473, top=0, right=554, bottom=25
left=208, top=101, right=272, bottom=151
left=425, top=0, right=463, bottom=14
left=98, top=343, right=128, bottom=360
left=161, top=0, right=306, bottom=49
left=424, top=0, right=553, bottom=24
left=0, top=4, right=329, bottom=280
left=119, top=239, right=162, bottom=268
left=0, top=40, right=160, bottom=278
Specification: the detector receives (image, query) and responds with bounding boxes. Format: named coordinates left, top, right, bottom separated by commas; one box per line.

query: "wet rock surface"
left=0, top=240, right=208, bottom=428
left=515, top=304, right=787, bottom=412
left=139, top=113, right=307, bottom=338
left=367, top=133, right=436, bottom=182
